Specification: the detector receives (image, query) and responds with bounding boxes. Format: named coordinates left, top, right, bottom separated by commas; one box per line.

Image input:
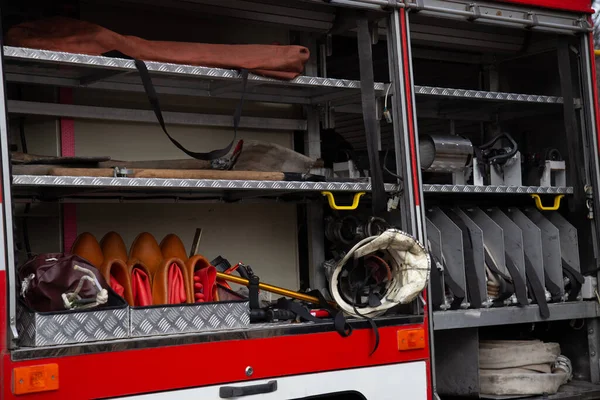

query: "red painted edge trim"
left=400, top=11, right=421, bottom=207
left=59, top=89, right=77, bottom=252
left=495, top=0, right=592, bottom=13
left=3, top=324, right=428, bottom=399
left=588, top=32, right=600, bottom=157
left=0, top=271, right=6, bottom=355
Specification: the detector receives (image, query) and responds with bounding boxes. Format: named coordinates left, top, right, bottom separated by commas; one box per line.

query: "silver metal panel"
left=434, top=302, right=599, bottom=330
left=524, top=208, right=565, bottom=298
left=434, top=328, right=479, bottom=396
left=17, top=303, right=129, bottom=347
left=405, top=0, right=590, bottom=34
left=505, top=208, right=545, bottom=291
left=428, top=207, right=467, bottom=307
left=11, top=314, right=423, bottom=361
left=464, top=207, right=508, bottom=277
left=423, top=184, right=573, bottom=194
left=423, top=185, right=573, bottom=194
left=453, top=208, right=487, bottom=306
left=8, top=100, right=308, bottom=131
left=12, top=175, right=399, bottom=193
left=129, top=301, right=249, bottom=337
left=486, top=208, right=527, bottom=285
left=414, top=85, right=563, bottom=104
left=419, top=134, right=473, bottom=172
left=548, top=212, right=582, bottom=273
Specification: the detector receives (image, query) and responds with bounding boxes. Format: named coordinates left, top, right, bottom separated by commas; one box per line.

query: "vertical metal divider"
left=524, top=208, right=565, bottom=299
left=0, top=10, right=19, bottom=345
left=387, top=10, right=415, bottom=234
left=487, top=208, right=527, bottom=290
left=393, top=9, right=439, bottom=398
left=301, top=33, right=327, bottom=292
left=453, top=208, right=487, bottom=307
left=428, top=207, right=467, bottom=308
left=505, top=208, right=546, bottom=294
left=579, top=32, right=600, bottom=384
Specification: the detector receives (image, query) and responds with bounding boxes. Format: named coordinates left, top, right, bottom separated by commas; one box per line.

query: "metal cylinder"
left=419, top=134, right=473, bottom=173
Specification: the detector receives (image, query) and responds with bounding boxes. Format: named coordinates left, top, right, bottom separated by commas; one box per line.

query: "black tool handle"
left=219, top=381, right=277, bottom=398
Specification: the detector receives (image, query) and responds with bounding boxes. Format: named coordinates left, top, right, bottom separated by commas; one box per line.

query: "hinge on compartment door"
left=586, top=185, right=594, bottom=220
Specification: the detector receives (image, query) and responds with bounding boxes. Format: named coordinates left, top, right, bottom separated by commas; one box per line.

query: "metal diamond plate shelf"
left=3, top=46, right=386, bottom=91
left=12, top=176, right=572, bottom=196
left=12, top=175, right=399, bottom=193
left=17, top=302, right=129, bottom=347
left=414, top=85, right=563, bottom=104
left=129, top=301, right=250, bottom=337
left=423, top=185, right=573, bottom=194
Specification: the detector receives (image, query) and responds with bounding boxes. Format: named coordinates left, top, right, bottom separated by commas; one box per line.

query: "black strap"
left=443, top=267, right=466, bottom=310
left=135, top=59, right=248, bottom=161
left=357, top=15, right=387, bottom=216
left=483, top=247, right=514, bottom=303
left=523, top=254, right=549, bottom=319
left=444, top=210, right=482, bottom=308
left=562, top=260, right=585, bottom=301
left=305, top=289, right=353, bottom=338
left=431, top=253, right=465, bottom=309
left=502, top=252, right=529, bottom=306
left=558, top=40, right=585, bottom=213
left=248, top=275, right=260, bottom=310
left=543, top=269, right=563, bottom=302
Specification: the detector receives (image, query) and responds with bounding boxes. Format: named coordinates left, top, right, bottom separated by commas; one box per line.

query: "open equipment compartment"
left=408, top=1, right=600, bottom=398
left=0, top=1, right=434, bottom=399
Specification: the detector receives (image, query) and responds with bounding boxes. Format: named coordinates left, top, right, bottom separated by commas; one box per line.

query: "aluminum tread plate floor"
left=3, top=46, right=566, bottom=106
left=11, top=175, right=573, bottom=197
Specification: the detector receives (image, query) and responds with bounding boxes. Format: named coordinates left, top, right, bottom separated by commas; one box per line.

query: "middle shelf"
left=11, top=174, right=574, bottom=200
left=434, top=302, right=600, bottom=330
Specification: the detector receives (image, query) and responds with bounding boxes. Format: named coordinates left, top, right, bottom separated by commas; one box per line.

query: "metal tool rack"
left=2, top=0, right=600, bottom=399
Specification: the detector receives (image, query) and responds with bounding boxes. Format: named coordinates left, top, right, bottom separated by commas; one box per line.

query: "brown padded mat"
left=6, top=17, right=310, bottom=80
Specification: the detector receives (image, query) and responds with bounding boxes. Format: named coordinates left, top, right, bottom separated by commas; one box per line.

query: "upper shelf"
left=3, top=46, right=384, bottom=106
left=4, top=46, right=565, bottom=107
left=414, top=85, right=563, bottom=104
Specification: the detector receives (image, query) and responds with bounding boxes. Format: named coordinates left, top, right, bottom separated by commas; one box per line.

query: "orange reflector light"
left=397, top=328, right=425, bottom=351
left=13, top=364, right=59, bottom=395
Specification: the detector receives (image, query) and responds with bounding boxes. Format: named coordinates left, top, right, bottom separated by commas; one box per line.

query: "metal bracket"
left=531, top=194, right=564, bottom=211
left=526, top=12, right=539, bottom=29
left=586, top=185, right=594, bottom=220
left=369, top=21, right=379, bottom=45
left=113, top=167, right=133, bottom=177
left=407, top=0, right=425, bottom=12
left=321, top=103, right=335, bottom=130
left=576, top=18, right=592, bottom=31
left=322, top=191, right=365, bottom=210
left=467, top=3, right=481, bottom=21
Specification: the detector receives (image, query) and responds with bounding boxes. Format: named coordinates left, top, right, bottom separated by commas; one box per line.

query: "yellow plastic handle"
left=531, top=194, right=564, bottom=211
left=322, top=191, right=365, bottom=210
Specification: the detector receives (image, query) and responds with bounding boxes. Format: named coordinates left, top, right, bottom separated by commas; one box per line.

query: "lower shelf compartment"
left=433, top=302, right=600, bottom=330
